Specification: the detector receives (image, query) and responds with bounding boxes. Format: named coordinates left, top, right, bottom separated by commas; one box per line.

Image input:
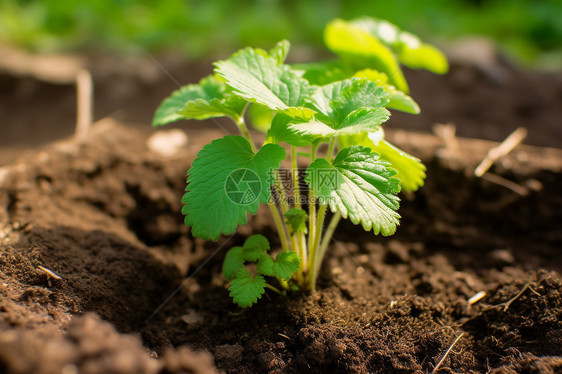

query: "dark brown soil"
left=1, top=117, right=561, bottom=373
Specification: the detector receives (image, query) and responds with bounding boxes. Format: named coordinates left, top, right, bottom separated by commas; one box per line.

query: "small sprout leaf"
left=257, top=251, right=301, bottom=280
left=228, top=269, right=266, bottom=308
left=284, top=208, right=308, bottom=234
left=222, top=246, right=245, bottom=281
left=182, top=136, right=285, bottom=240
left=305, top=146, right=401, bottom=236
left=242, top=234, right=270, bottom=261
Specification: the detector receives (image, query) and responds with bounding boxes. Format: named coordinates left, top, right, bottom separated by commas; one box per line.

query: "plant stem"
left=313, top=211, right=341, bottom=286
left=291, top=146, right=301, bottom=209
left=299, top=232, right=308, bottom=274
left=307, top=143, right=318, bottom=254
left=235, top=115, right=256, bottom=152
left=265, top=283, right=284, bottom=295
left=274, top=170, right=290, bottom=215
left=291, top=145, right=308, bottom=280
left=326, top=137, right=336, bottom=162
left=308, top=203, right=328, bottom=290
left=273, top=169, right=299, bottom=263
left=307, top=137, right=339, bottom=287
left=268, top=203, right=290, bottom=253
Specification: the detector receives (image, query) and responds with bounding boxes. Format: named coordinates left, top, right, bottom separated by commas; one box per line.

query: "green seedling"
left=153, top=17, right=448, bottom=307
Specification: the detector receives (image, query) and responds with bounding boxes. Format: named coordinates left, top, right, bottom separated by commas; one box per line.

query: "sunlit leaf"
left=305, top=146, right=401, bottom=235
left=324, top=18, right=408, bottom=92
left=182, top=136, right=285, bottom=240
left=214, top=45, right=315, bottom=120
left=152, top=76, right=246, bottom=126
left=353, top=69, right=420, bottom=114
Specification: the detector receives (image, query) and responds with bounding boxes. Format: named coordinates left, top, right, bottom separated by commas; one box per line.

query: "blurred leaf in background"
left=0, top=0, right=560, bottom=68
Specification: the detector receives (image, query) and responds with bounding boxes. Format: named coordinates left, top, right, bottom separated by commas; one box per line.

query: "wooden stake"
left=75, top=69, right=93, bottom=141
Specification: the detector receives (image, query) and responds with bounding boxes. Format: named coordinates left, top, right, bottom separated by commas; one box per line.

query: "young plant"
left=153, top=17, right=448, bottom=307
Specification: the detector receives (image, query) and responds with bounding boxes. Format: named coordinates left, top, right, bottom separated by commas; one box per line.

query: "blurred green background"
left=1, top=0, right=561, bottom=69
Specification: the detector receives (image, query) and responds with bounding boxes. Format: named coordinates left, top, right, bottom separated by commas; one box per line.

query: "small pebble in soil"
left=147, top=129, right=188, bottom=157
left=331, top=267, right=342, bottom=275
left=489, top=249, right=516, bottom=266
left=181, top=309, right=204, bottom=325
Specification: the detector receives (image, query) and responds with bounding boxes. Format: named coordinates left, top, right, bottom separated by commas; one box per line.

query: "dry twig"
left=432, top=332, right=465, bottom=374
left=474, top=127, right=527, bottom=177
left=495, top=283, right=540, bottom=312
left=481, top=173, right=530, bottom=196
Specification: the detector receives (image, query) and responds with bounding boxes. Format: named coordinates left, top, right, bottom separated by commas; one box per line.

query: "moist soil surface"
left=1, top=121, right=561, bottom=374
left=0, top=57, right=561, bottom=373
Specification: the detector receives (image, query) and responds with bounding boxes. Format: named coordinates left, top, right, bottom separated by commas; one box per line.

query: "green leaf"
left=266, top=114, right=315, bottom=147
left=268, top=79, right=390, bottom=146
left=152, top=86, right=192, bottom=126
left=369, top=139, right=426, bottom=192
left=222, top=246, right=245, bottom=281
left=228, top=269, right=266, bottom=308
left=276, top=78, right=390, bottom=143
left=336, top=127, right=384, bottom=149
left=284, top=208, right=308, bottom=234
left=305, top=146, right=401, bottom=236
left=353, top=69, right=420, bottom=114
left=308, top=78, right=389, bottom=123
left=242, top=234, right=270, bottom=261
left=222, top=235, right=270, bottom=281
left=247, top=104, right=274, bottom=133
left=398, top=42, right=448, bottom=75
left=268, top=39, right=290, bottom=65
left=214, top=45, right=316, bottom=119
left=350, top=17, right=448, bottom=74
left=294, top=60, right=350, bottom=86
left=152, top=76, right=246, bottom=126
left=182, top=136, right=285, bottom=241
left=257, top=251, right=301, bottom=280
left=324, top=18, right=408, bottom=93
left=337, top=132, right=426, bottom=192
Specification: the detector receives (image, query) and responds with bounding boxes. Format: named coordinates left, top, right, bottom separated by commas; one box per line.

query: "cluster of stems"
left=234, top=112, right=341, bottom=291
